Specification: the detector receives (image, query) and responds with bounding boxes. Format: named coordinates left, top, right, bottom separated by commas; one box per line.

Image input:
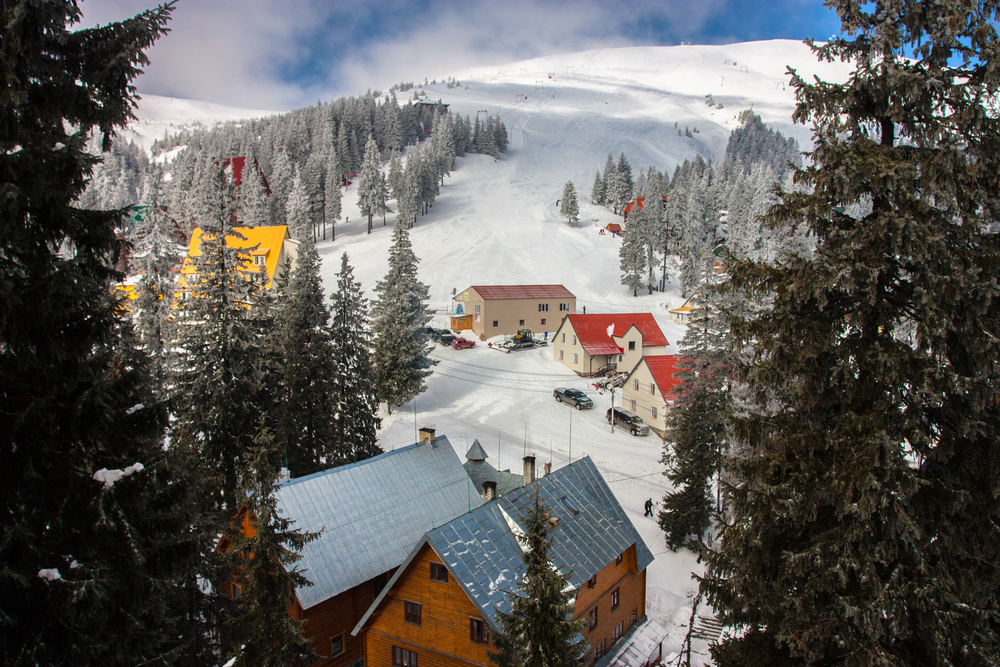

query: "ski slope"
left=134, top=40, right=853, bottom=661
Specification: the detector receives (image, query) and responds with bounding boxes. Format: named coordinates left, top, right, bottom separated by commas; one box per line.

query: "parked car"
left=429, top=328, right=451, bottom=342
left=452, top=337, right=476, bottom=349
left=606, top=407, right=649, bottom=435
left=553, top=388, right=593, bottom=410
left=438, top=333, right=457, bottom=346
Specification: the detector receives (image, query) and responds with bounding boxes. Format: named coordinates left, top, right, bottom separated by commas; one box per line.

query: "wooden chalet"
left=260, top=429, right=480, bottom=667
left=352, top=457, right=660, bottom=667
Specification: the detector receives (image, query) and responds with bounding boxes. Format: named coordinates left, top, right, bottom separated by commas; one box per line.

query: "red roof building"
left=552, top=313, right=669, bottom=377
left=622, top=355, right=681, bottom=436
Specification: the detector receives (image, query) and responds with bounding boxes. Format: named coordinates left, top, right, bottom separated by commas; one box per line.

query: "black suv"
left=553, top=388, right=594, bottom=410
left=606, top=407, right=649, bottom=436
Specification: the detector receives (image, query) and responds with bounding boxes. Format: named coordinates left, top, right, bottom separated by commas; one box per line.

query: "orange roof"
left=565, top=313, right=669, bottom=356
left=184, top=225, right=288, bottom=288
left=467, top=285, right=575, bottom=300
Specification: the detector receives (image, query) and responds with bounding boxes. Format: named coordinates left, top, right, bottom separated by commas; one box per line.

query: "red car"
left=451, top=337, right=476, bottom=349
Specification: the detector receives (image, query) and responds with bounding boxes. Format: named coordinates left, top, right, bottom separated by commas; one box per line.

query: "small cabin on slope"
left=352, top=456, right=660, bottom=667
left=178, top=225, right=299, bottom=301
left=271, top=429, right=480, bottom=667
left=451, top=285, right=576, bottom=339
left=552, top=313, right=669, bottom=377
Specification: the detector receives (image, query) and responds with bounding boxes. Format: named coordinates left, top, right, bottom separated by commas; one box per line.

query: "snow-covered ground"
left=134, top=40, right=853, bottom=661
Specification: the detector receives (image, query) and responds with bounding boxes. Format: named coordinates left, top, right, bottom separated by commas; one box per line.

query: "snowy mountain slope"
left=124, top=94, right=279, bottom=151
left=131, top=40, right=852, bottom=653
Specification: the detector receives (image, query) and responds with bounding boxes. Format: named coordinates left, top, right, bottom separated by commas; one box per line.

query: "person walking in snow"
left=644, top=498, right=653, bottom=517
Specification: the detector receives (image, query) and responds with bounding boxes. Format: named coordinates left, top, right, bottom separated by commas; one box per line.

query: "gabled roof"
left=669, top=294, right=701, bottom=314
left=630, top=355, right=681, bottom=399
left=185, top=225, right=288, bottom=288
left=466, top=285, right=576, bottom=301
left=464, top=459, right=524, bottom=498
left=565, top=313, right=669, bottom=356
left=276, top=436, right=480, bottom=610
left=354, top=457, right=654, bottom=634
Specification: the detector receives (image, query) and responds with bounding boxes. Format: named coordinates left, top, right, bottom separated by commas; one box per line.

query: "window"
left=616, top=552, right=624, bottom=566
left=470, top=618, right=490, bottom=644
left=612, top=622, right=623, bottom=643
left=561, top=333, right=566, bottom=343
left=572, top=336, right=577, bottom=345
left=559, top=350, right=564, bottom=361
left=475, top=304, right=481, bottom=313
left=588, top=607, right=598, bottom=630
left=594, top=640, right=607, bottom=660
left=631, top=608, right=637, bottom=626
left=633, top=379, right=639, bottom=390
left=651, top=406, right=658, bottom=419
left=519, top=319, right=525, bottom=326
left=650, top=383, right=656, bottom=395
left=538, top=303, right=549, bottom=312
left=587, top=574, right=597, bottom=589
left=404, top=600, right=422, bottom=625
left=393, top=646, right=418, bottom=667
left=618, top=355, right=623, bottom=363
left=628, top=341, right=636, bottom=351
left=492, top=320, right=499, bottom=328
left=181, top=291, right=191, bottom=301
left=560, top=303, right=569, bottom=311
left=560, top=497, right=579, bottom=515
left=430, top=562, right=448, bottom=583
left=629, top=399, right=637, bottom=411
left=573, top=353, right=579, bottom=364
left=541, top=318, right=547, bottom=326
left=253, top=254, right=266, bottom=266
left=611, top=588, right=620, bottom=610
left=231, top=583, right=241, bottom=598
left=331, top=635, right=344, bottom=658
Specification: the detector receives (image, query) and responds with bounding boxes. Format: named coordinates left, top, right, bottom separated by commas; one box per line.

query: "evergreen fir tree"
left=171, top=165, right=275, bottom=513
left=618, top=217, right=647, bottom=296
left=324, top=160, right=342, bottom=241
left=223, top=423, right=319, bottom=667
left=329, top=253, right=383, bottom=462
left=488, top=488, right=587, bottom=667
left=387, top=148, right=404, bottom=201
left=590, top=170, right=604, bottom=206
left=285, top=166, right=311, bottom=240
left=371, top=222, right=435, bottom=413
left=357, top=134, right=382, bottom=234
left=0, top=3, right=191, bottom=664
left=559, top=181, right=580, bottom=224
left=239, top=155, right=271, bottom=228
left=271, top=237, right=339, bottom=477
left=702, top=4, right=1000, bottom=665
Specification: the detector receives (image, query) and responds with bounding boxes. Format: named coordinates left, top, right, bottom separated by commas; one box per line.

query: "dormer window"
left=253, top=254, right=266, bottom=266
left=628, top=341, right=636, bottom=351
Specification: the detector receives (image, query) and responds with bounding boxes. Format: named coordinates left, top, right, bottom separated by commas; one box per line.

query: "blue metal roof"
left=276, top=436, right=480, bottom=610
left=353, top=456, right=653, bottom=634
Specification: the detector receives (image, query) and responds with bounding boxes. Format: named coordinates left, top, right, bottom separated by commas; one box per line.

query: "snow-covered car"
left=553, top=388, right=593, bottom=410
left=438, top=333, right=457, bottom=346
left=606, top=407, right=649, bottom=435
left=451, top=337, right=476, bottom=349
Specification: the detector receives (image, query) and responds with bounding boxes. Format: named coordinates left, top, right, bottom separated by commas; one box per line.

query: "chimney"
left=418, top=427, right=436, bottom=446
left=278, top=467, right=290, bottom=484
left=544, top=462, right=551, bottom=477
left=482, top=481, right=497, bottom=503
left=523, top=455, right=536, bottom=485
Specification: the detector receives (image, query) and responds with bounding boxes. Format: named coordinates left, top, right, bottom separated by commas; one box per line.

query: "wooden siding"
left=304, top=573, right=391, bottom=667
left=364, top=543, right=492, bottom=667
left=573, top=545, right=647, bottom=665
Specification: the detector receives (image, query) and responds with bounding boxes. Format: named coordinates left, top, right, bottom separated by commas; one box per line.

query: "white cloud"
left=80, top=0, right=728, bottom=109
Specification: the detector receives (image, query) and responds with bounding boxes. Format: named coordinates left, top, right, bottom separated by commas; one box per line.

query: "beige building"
left=668, top=294, right=700, bottom=325
left=621, top=356, right=680, bottom=437
left=552, top=313, right=669, bottom=377
left=451, top=285, right=576, bottom=340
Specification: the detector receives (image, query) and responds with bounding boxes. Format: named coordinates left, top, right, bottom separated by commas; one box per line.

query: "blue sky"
left=81, top=0, right=842, bottom=111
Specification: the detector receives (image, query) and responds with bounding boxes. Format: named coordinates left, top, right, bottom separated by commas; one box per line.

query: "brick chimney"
left=523, top=455, right=536, bottom=485
left=543, top=462, right=551, bottom=477
left=418, top=427, right=436, bottom=446
left=482, top=481, right=497, bottom=503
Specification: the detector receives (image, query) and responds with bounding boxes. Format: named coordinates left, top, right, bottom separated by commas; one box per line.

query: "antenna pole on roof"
left=523, top=424, right=527, bottom=458
left=413, top=397, right=417, bottom=445
left=498, top=431, right=501, bottom=472
left=569, top=408, right=573, bottom=464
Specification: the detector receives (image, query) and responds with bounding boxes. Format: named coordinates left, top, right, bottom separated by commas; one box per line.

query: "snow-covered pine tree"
left=268, top=149, right=294, bottom=224
left=387, top=148, right=404, bottom=201
left=324, top=158, right=342, bottom=241
left=371, top=222, right=434, bottom=413
left=493, top=114, right=509, bottom=153
left=613, top=152, right=634, bottom=214
left=328, top=253, right=383, bottom=462
left=271, top=237, right=339, bottom=477
left=659, top=266, right=731, bottom=551
left=701, top=3, right=1000, bottom=665
left=357, top=134, right=383, bottom=234
left=303, top=150, right=326, bottom=240
left=171, top=165, right=276, bottom=513
left=488, top=487, right=587, bottom=667
left=397, top=161, right=420, bottom=229
left=0, top=3, right=189, bottom=664
left=223, top=423, right=319, bottom=667
left=619, top=215, right=647, bottom=296
left=239, top=154, right=272, bottom=228
left=590, top=170, right=604, bottom=206
left=559, top=180, right=580, bottom=224
left=285, top=166, right=311, bottom=241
